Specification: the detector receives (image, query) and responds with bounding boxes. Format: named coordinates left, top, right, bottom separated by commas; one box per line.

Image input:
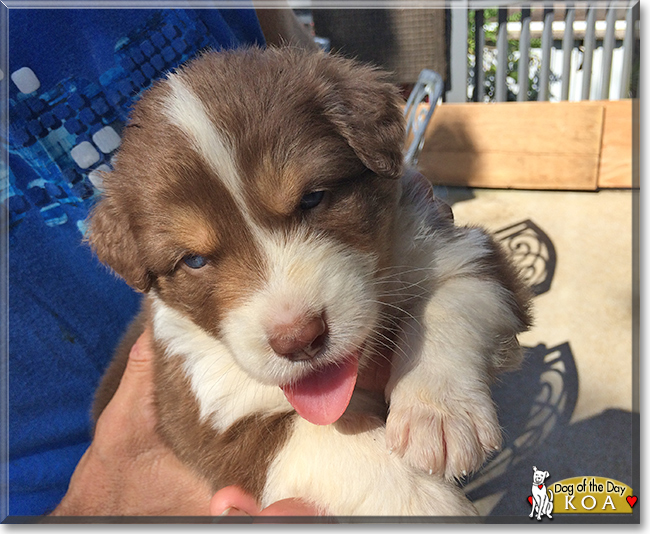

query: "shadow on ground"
left=459, top=214, right=638, bottom=523
left=463, top=342, right=638, bottom=522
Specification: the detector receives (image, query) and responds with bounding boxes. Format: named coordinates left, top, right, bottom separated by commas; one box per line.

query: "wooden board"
left=594, top=100, right=634, bottom=189
left=418, top=151, right=601, bottom=190
left=412, top=100, right=634, bottom=191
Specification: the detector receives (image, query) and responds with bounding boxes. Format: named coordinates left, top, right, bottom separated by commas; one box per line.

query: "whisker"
left=368, top=299, right=422, bottom=328
left=366, top=332, right=409, bottom=364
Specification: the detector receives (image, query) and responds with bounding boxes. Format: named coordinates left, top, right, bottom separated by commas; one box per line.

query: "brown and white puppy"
left=88, top=47, right=532, bottom=516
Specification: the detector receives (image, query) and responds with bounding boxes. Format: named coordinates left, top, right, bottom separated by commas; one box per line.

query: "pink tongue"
left=281, top=354, right=359, bottom=425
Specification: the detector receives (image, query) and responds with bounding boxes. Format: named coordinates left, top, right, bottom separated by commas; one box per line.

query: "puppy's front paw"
left=386, top=383, right=502, bottom=480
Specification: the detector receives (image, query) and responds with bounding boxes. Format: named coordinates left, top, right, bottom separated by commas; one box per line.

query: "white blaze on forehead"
left=162, top=72, right=259, bottom=233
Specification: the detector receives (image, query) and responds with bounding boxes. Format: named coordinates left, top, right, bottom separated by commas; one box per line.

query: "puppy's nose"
left=268, top=314, right=328, bottom=361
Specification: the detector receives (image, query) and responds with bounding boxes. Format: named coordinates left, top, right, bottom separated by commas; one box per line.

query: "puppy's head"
left=88, top=48, right=405, bottom=424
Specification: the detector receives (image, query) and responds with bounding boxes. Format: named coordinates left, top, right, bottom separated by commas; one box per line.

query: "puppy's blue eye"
left=300, top=190, right=325, bottom=210
left=183, top=254, right=208, bottom=269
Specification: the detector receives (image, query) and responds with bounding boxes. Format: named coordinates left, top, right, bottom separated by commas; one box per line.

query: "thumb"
left=210, top=486, right=322, bottom=517
left=117, top=327, right=156, bottom=401
left=210, top=486, right=260, bottom=516
left=94, top=326, right=158, bottom=436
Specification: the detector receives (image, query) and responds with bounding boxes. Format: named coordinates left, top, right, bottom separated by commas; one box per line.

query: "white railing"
left=447, top=1, right=640, bottom=103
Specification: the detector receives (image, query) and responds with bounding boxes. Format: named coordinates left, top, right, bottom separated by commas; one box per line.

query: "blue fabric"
left=7, top=8, right=265, bottom=517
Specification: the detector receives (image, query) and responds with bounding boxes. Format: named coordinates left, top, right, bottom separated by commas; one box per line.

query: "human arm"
left=50, top=328, right=214, bottom=516
left=254, top=3, right=319, bottom=51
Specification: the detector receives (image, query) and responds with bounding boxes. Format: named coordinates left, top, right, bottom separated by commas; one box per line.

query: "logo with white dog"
left=528, top=466, right=554, bottom=521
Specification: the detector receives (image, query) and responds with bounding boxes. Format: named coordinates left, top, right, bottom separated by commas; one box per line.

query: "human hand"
left=51, top=327, right=215, bottom=516
left=210, top=486, right=321, bottom=518
left=51, top=328, right=323, bottom=517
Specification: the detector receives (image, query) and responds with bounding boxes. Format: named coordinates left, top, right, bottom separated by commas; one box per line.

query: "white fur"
left=263, top=416, right=475, bottom=516
left=151, top=296, right=291, bottom=432
left=162, top=73, right=262, bottom=241
left=385, top=276, right=513, bottom=477
left=384, top=224, right=522, bottom=478
left=221, top=227, right=379, bottom=386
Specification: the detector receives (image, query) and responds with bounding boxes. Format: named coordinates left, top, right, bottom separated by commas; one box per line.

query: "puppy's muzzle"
left=268, top=314, right=328, bottom=361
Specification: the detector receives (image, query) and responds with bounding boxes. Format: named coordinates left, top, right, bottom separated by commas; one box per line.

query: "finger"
left=106, top=327, right=157, bottom=420
left=210, top=486, right=260, bottom=516
left=211, top=487, right=320, bottom=517
left=126, top=326, right=154, bottom=371
left=118, top=327, right=155, bottom=396
left=258, top=498, right=320, bottom=516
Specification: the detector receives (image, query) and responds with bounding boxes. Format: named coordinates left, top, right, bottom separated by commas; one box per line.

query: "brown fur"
left=152, top=345, right=295, bottom=501
left=91, top=303, right=294, bottom=502
left=180, top=48, right=405, bottom=182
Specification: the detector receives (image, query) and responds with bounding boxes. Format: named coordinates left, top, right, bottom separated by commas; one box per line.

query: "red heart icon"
left=528, top=496, right=533, bottom=505
left=626, top=495, right=637, bottom=508
left=538, top=484, right=543, bottom=489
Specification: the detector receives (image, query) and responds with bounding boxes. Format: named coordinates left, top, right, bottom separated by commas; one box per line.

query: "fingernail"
left=219, top=506, right=249, bottom=517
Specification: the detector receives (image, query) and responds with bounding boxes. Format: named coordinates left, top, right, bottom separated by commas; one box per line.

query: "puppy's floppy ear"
left=325, top=61, right=405, bottom=180
left=86, top=189, right=152, bottom=293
